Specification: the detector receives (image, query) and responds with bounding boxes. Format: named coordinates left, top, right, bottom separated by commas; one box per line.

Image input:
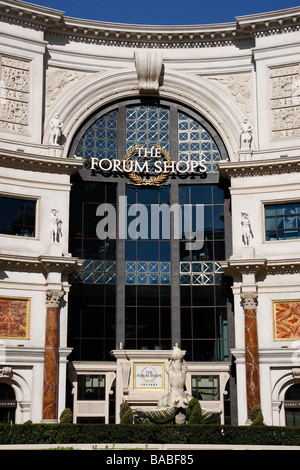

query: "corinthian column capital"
left=241, top=292, right=258, bottom=310
left=46, top=290, right=64, bottom=308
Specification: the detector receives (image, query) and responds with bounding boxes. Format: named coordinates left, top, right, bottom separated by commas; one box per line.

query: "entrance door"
left=0, top=383, right=16, bottom=424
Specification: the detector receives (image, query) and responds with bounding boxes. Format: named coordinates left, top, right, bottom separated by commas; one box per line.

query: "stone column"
left=42, top=290, right=64, bottom=422
left=241, top=292, right=260, bottom=418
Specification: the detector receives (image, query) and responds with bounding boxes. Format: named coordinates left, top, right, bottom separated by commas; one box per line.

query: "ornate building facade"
left=0, top=0, right=300, bottom=426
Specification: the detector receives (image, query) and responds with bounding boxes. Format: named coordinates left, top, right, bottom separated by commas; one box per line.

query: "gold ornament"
left=125, top=144, right=171, bottom=186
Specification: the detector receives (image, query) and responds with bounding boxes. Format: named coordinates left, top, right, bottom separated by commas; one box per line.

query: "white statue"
left=50, top=208, right=63, bottom=243
left=157, top=346, right=192, bottom=410
left=240, top=118, right=253, bottom=151
left=241, top=211, right=253, bottom=245
left=50, top=113, right=63, bottom=145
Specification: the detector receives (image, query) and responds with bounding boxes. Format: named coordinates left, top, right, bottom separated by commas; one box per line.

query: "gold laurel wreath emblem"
left=125, top=144, right=171, bottom=186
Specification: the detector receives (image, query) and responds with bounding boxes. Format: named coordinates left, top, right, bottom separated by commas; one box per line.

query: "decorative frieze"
left=270, top=63, right=300, bottom=140
left=207, top=73, right=252, bottom=116
left=45, top=67, right=88, bottom=109
left=0, top=54, right=31, bottom=135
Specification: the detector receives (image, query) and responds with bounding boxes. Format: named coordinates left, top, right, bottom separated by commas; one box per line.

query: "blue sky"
left=26, top=0, right=299, bottom=25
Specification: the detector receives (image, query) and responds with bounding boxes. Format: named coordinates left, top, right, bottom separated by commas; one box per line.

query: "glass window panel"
left=191, top=185, right=212, bottom=205
left=192, top=375, right=220, bottom=400
left=213, top=186, right=224, bottom=204
left=265, top=202, right=300, bottom=241
left=125, top=285, right=136, bottom=305
left=137, top=285, right=159, bottom=306
left=81, top=307, right=103, bottom=337
left=137, top=307, right=159, bottom=338
left=160, top=241, right=170, bottom=261
left=192, top=286, right=215, bottom=306
left=179, top=186, right=189, bottom=205
left=160, top=307, right=171, bottom=338
left=126, top=240, right=136, bottom=260
left=0, top=197, right=36, bottom=237
left=193, top=307, right=215, bottom=338
left=160, top=285, right=171, bottom=306
left=137, top=241, right=159, bottom=261
left=125, top=307, right=136, bottom=338
left=105, top=306, right=116, bottom=337
left=181, top=308, right=192, bottom=338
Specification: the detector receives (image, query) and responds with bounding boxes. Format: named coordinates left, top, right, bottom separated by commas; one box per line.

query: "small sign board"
left=133, top=362, right=165, bottom=390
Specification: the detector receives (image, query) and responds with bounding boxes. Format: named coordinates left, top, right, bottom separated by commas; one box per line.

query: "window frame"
left=191, top=374, right=220, bottom=401
left=264, top=199, right=300, bottom=243
left=77, top=374, right=106, bottom=401
left=0, top=193, right=38, bottom=239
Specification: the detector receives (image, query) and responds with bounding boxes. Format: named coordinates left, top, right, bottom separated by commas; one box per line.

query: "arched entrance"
left=67, top=97, right=234, bottom=423
left=284, top=383, right=300, bottom=426
left=0, top=382, right=16, bottom=424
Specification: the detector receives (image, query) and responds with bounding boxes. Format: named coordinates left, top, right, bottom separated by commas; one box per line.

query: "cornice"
left=0, top=1, right=299, bottom=48
left=218, top=155, right=300, bottom=178
left=0, top=149, right=83, bottom=175
left=0, top=0, right=63, bottom=30
left=221, top=258, right=300, bottom=277
left=0, top=252, right=81, bottom=274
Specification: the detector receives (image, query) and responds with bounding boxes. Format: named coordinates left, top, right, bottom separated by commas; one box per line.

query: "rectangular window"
left=191, top=375, right=219, bottom=400
left=77, top=374, right=105, bottom=400
left=265, top=202, right=300, bottom=241
left=0, top=196, right=36, bottom=238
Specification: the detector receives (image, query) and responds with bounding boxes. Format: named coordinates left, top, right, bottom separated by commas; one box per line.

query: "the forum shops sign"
left=90, top=145, right=207, bottom=185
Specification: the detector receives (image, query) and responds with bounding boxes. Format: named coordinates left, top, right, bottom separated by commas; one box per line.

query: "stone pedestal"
left=42, top=290, right=63, bottom=421
left=241, top=292, right=260, bottom=418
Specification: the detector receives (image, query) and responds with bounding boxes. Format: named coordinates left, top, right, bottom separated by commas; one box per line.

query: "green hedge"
left=0, top=424, right=300, bottom=446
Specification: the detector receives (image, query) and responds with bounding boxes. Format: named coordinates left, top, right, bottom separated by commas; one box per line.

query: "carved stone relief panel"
left=270, top=63, right=300, bottom=140
left=45, top=67, right=89, bottom=109
left=206, top=73, right=252, bottom=117
left=0, top=55, right=31, bottom=135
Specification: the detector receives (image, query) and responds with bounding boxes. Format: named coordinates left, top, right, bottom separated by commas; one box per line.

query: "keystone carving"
left=134, top=51, right=163, bottom=93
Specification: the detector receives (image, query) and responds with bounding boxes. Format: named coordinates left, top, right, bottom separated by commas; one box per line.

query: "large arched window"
left=68, top=99, right=231, bottom=362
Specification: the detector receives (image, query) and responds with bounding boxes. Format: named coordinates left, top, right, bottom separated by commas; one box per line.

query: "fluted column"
left=241, top=292, right=260, bottom=418
left=42, top=290, right=64, bottom=421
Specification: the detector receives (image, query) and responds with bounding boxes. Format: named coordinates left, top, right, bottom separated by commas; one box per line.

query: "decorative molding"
left=0, top=150, right=83, bottom=174
left=218, top=155, right=300, bottom=178
left=45, top=290, right=64, bottom=308
left=0, top=1, right=299, bottom=49
left=0, top=253, right=81, bottom=274
left=221, top=258, right=300, bottom=277
left=241, top=292, right=258, bottom=310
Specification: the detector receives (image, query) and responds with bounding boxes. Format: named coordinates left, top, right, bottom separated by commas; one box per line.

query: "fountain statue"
left=136, top=346, right=221, bottom=424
